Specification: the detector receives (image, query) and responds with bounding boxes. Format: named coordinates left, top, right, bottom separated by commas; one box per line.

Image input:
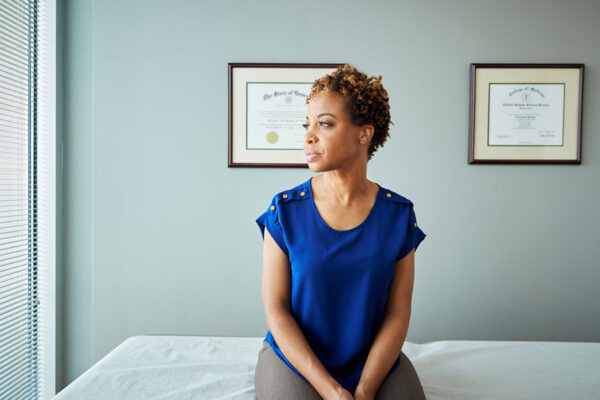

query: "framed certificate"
left=228, top=63, right=342, bottom=167
left=468, top=63, right=584, bottom=164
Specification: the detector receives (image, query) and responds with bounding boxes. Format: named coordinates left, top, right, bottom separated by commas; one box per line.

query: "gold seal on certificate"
left=488, top=83, right=564, bottom=146
left=246, top=83, right=310, bottom=149
left=266, top=131, right=279, bottom=144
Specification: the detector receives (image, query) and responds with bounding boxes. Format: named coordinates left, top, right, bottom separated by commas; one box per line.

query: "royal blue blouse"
left=255, top=176, right=426, bottom=393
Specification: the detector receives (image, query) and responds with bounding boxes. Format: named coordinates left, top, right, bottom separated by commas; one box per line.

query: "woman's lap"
left=375, top=350, right=427, bottom=400
left=254, top=341, right=322, bottom=399
left=254, top=341, right=426, bottom=400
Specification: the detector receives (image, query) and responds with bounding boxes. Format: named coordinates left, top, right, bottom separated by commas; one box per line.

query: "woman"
left=254, top=64, right=427, bottom=400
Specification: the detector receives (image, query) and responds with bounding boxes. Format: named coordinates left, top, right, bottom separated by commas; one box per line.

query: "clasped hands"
left=328, top=384, right=375, bottom=400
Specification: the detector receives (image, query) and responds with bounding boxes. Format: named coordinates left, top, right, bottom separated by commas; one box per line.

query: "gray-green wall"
left=58, top=0, right=600, bottom=392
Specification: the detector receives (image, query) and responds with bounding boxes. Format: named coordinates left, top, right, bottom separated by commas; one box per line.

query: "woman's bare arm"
left=261, top=228, right=347, bottom=399
left=354, top=249, right=416, bottom=398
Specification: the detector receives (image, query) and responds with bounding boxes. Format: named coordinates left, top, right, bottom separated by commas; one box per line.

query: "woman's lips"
left=305, top=153, right=320, bottom=162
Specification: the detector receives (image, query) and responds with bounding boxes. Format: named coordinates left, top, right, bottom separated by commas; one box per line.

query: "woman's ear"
left=360, top=125, right=374, bottom=145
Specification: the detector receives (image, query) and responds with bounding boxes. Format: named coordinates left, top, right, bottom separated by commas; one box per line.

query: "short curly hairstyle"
left=306, top=63, right=393, bottom=161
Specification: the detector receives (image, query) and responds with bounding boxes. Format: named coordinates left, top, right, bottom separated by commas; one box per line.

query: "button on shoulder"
left=267, top=180, right=312, bottom=216
left=274, top=190, right=296, bottom=204
left=274, top=182, right=312, bottom=204
left=381, top=188, right=413, bottom=205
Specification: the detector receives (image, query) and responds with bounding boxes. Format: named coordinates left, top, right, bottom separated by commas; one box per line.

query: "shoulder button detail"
left=273, top=183, right=311, bottom=206
left=277, top=188, right=308, bottom=202
left=270, top=205, right=275, bottom=211
left=414, top=222, right=418, bottom=228
left=381, top=189, right=413, bottom=205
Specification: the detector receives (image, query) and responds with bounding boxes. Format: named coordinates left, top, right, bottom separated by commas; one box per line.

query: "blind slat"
left=0, top=338, right=38, bottom=379
left=0, top=280, right=33, bottom=303
left=0, top=79, right=31, bottom=97
left=0, top=357, right=39, bottom=395
left=0, top=372, right=38, bottom=400
left=0, top=260, right=30, bottom=280
left=0, top=21, right=30, bottom=49
left=0, top=308, right=37, bottom=338
left=0, top=231, right=38, bottom=244
left=0, top=69, right=29, bottom=91
left=0, top=346, right=37, bottom=385
left=0, top=268, right=29, bottom=287
left=0, top=316, right=32, bottom=349
left=0, top=286, right=30, bottom=308
left=0, top=110, right=29, bottom=125
left=3, top=0, right=39, bottom=18
left=0, top=300, right=32, bottom=327
left=0, top=324, right=32, bottom=353
left=0, top=280, right=35, bottom=304
left=0, top=12, right=32, bottom=46
left=0, top=45, right=32, bottom=70
left=0, top=2, right=36, bottom=36
left=0, top=269, right=28, bottom=284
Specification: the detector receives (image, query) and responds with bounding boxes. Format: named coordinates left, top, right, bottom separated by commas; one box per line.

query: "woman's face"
left=303, top=91, right=372, bottom=171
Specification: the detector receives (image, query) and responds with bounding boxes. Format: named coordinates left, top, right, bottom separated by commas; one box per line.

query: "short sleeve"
left=256, top=205, right=289, bottom=257
left=396, top=204, right=426, bottom=261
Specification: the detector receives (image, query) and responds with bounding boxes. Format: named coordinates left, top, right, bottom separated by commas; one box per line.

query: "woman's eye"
left=302, top=121, right=331, bottom=130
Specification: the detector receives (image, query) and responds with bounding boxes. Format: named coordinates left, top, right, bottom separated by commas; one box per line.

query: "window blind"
left=0, top=0, right=55, bottom=399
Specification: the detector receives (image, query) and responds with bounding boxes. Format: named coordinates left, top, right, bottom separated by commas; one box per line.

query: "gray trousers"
left=254, top=341, right=427, bottom=399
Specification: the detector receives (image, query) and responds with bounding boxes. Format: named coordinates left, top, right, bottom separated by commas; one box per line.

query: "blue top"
left=255, top=176, right=426, bottom=393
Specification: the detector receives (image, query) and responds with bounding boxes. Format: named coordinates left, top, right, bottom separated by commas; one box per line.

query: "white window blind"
left=0, top=0, right=55, bottom=399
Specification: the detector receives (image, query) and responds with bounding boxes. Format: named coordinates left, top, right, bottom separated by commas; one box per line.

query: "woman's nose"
left=304, top=126, right=316, bottom=144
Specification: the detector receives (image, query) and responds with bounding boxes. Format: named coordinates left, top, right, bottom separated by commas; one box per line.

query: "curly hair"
left=306, top=63, right=393, bottom=161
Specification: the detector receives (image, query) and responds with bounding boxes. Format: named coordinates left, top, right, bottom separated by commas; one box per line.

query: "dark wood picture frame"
left=228, top=62, right=343, bottom=167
